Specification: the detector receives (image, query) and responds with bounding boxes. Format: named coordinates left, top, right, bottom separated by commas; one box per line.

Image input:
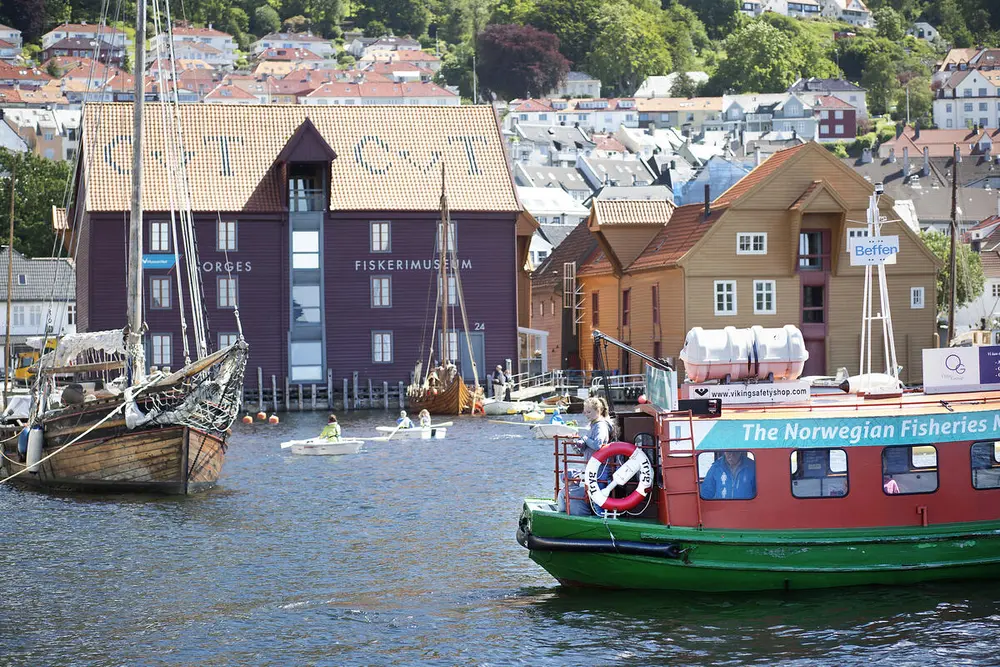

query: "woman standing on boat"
left=558, top=397, right=614, bottom=515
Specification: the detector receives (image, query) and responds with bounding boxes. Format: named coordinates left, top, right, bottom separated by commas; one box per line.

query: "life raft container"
left=583, top=441, right=654, bottom=511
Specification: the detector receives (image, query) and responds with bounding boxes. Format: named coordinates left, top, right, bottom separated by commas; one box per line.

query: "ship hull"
left=2, top=404, right=226, bottom=495
left=518, top=500, right=1000, bottom=591
left=407, top=377, right=473, bottom=416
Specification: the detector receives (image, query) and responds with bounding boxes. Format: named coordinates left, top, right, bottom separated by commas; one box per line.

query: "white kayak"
left=483, top=400, right=538, bottom=415
left=375, top=423, right=450, bottom=439
left=280, top=438, right=364, bottom=456
left=531, top=423, right=587, bottom=439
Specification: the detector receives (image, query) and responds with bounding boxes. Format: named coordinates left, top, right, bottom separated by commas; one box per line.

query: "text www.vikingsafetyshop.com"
left=700, top=386, right=810, bottom=400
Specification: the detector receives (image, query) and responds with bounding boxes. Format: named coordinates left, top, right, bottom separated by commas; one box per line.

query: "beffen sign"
left=849, top=235, right=899, bottom=266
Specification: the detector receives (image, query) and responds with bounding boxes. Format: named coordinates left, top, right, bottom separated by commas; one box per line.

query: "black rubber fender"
left=518, top=531, right=685, bottom=559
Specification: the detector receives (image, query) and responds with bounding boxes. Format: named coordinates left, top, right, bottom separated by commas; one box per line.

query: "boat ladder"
left=655, top=410, right=703, bottom=528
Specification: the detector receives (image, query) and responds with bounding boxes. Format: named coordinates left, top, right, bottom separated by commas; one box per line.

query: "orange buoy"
left=637, top=394, right=648, bottom=405
left=256, top=411, right=267, bottom=421
left=268, top=414, right=279, bottom=425
left=431, top=388, right=438, bottom=396
left=242, top=415, right=253, bottom=424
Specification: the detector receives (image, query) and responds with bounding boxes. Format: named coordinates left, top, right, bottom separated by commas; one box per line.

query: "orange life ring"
left=583, top=441, right=653, bottom=512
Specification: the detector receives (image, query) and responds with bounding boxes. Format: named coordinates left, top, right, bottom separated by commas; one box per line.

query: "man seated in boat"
left=319, top=415, right=342, bottom=442
left=397, top=410, right=414, bottom=429
left=700, top=451, right=756, bottom=500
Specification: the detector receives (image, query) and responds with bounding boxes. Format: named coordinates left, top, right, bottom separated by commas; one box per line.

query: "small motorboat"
left=530, top=423, right=586, bottom=439
left=280, top=438, right=364, bottom=456
left=483, top=400, right=538, bottom=415
left=374, top=422, right=451, bottom=440
left=522, top=410, right=545, bottom=422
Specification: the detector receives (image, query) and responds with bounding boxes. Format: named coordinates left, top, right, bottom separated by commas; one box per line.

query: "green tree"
left=364, top=19, right=389, bottom=37
left=862, top=49, right=901, bottom=116
left=920, top=230, right=984, bottom=312
left=438, top=42, right=475, bottom=99
left=894, top=75, right=932, bottom=126
left=708, top=21, right=801, bottom=94
left=873, top=6, right=905, bottom=41
left=529, top=0, right=604, bottom=67
left=663, top=3, right=709, bottom=73
left=681, top=0, right=738, bottom=40
left=490, top=0, right=536, bottom=25
left=356, top=0, right=431, bottom=37
left=585, top=0, right=672, bottom=97
left=669, top=72, right=703, bottom=97
left=476, top=23, right=569, bottom=99
left=252, top=5, right=281, bottom=34
left=0, top=149, right=72, bottom=259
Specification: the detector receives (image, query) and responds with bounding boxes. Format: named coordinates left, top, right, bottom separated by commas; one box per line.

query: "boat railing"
left=590, top=374, right=645, bottom=390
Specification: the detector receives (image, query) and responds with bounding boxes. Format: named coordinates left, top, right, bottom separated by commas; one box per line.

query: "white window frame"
left=714, top=280, right=737, bottom=316
left=436, top=221, right=457, bottom=255
left=736, top=232, right=767, bottom=255
left=218, top=332, right=239, bottom=349
left=28, top=305, right=41, bottom=327
left=835, top=124, right=845, bottom=134
left=372, top=331, right=393, bottom=364
left=66, top=303, right=75, bottom=325
left=151, top=333, right=172, bottom=366
left=150, top=220, right=170, bottom=252
left=437, top=274, right=457, bottom=305
left=371, top=275, right=391, bottom=308
left=993, top=283, right=1000, bottom=298
left=753, top=280, right=776, bottom=315
left=910, top=287, right=925, bottom=309
left=150, top=276, right=171, bottom=309
left=12, top=305, right=23, bottom=326
left=217, top=276, right=237, bottom=309
left=370, top=220, right=391, bottom=253
left=217, top=220, right=237, bottom=251
left=846, top=227, right=869, bottom=250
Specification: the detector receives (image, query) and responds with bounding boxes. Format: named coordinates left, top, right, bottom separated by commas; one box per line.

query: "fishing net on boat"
left=124, top=339, right=249, bottom=434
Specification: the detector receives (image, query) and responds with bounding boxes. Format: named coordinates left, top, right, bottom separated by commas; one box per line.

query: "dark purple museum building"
left=67, top=104, right=535, bottom=386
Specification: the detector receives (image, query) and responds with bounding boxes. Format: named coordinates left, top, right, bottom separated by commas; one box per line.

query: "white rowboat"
left=281, top=438, right=364, bottom=456
left=530, top=423, right=587, bottom=439
left=375, top=424, right=450, bottom=439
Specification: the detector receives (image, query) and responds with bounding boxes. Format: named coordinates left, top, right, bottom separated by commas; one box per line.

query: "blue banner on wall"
left=142, top=254, right=176, bottom=270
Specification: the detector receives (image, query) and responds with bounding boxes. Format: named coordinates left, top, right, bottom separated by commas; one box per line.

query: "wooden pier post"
left=311, top=384, right=316, bottom=410
left=327, top=369, right=334, bottom=410
left=298, top=384, right=303, bottom=411
left=352, top=372, right=359, bottom=410
left=398, top=381, right=405, bottom=409
left=284, top=376, right=290, bottom=412
left=367, top=379, right=373, bottom=410
left=383, top=381, right=389, bottom=409
left=343, top=378, right=349, bottom=411
left=257, top=367, right=264, bottom=411
left=272, top=375, right=278, bottom=414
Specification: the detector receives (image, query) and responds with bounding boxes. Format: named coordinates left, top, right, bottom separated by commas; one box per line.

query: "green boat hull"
left=518, top=500, right=1000, bottom=591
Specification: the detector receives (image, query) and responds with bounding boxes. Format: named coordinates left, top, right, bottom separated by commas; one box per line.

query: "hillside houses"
left=0, top=25, right=23, bottom=63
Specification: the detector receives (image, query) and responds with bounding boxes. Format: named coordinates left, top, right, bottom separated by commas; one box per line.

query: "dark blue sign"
left=142, top=254, right=176, bottom=270
left=978, top=346, right=1000, bottom=384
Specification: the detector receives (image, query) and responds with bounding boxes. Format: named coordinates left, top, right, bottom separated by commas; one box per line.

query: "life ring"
left=583, top=441, right=654, bottom=511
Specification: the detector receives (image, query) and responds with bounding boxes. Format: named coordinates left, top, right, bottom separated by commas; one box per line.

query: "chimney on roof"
left=632, top=174, right=637, bottom=185
left=914, top=120, right=920, bottom=140
left=792, top=128, right=797, bottom=141
left=888, top=147, right=896, bottom=163
left=955, top=144, right=963, bottom=164
left=923, top=146, right=930, bottom=175
left=862, top=147, right=872, bottom=164
left=902, top=146, right=909, bottom=177
left=208, top=23, right=212, bottom=30
left=704, top=184, right=711, bottom=218
left=754, top=147, right=762, bottom=167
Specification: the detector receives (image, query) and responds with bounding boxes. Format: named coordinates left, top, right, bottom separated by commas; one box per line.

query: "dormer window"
left=16, top=274, right=26, bottom=285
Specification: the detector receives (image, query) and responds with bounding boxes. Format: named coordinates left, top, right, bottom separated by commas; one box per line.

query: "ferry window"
left=882, top=445, right=938, bottom=495
left=971, top=441, right=1000, bottom=490
left=790, top=449, right=848, bottom=498
left=697, top=451, right=756, bottom=500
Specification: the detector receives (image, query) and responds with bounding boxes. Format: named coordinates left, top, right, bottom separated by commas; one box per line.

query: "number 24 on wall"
left=474, top=322, right=485, bottom=331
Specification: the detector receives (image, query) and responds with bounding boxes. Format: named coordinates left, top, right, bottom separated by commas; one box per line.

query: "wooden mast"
left=947, top=143, right=958, bottom=345
left=126, top=0, right=146, bottom=383
left=439, top=164, right=449, bottom=365
left=3, top=155, right=15, bottom=405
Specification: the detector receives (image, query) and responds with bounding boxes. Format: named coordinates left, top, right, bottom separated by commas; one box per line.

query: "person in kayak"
left=549, top=407, right=566, bottom=425
left=397, top=411, right=414, bottom=429
left=319, top=415, right=342, bottom=442
left=700, top=451, right=756, bottom=500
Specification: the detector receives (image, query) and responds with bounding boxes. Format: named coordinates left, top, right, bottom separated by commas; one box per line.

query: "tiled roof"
left=47, top=23, right=125, bottom=35
left=258, top=32, right=327, bottom=43
left=0, top=39, right=14, bottom=49
left=940, top=48, right=984, bottom=69
left=52, top=206, right=67, bottom=230
left=511, top=99, right=555, bottom=113
left=45, top=37, right=114, bottom=51
left=43, top=56, right=123, bottom=81
left=712, top=143, right=809, bottom=208
left=629, top=204, right=726, bottom=269
left=170, top=26, right=233, bottom=38
left=0, top=62, right=53, bottom=82
left=884, top=126, right=1000, bottom=158
left=594, top=136, right=627, bottom=153
left=0, top=247, right=74, bottom=301
left=788, top=77, right=863, bottom=93
left=634, top=97, right=723, bottom=113
left=814, top=94, right=854, bottom=109
left=531, top=220, right=597, bottom=288
left=81, top=103, right=519, bottom=213
left=203, top=83, right=258, bottom=100
left=592, top=199, right=674, bottom=226
left=257, top=47, right=322, bottom=61
left=0, top=86, right=23, bottom=104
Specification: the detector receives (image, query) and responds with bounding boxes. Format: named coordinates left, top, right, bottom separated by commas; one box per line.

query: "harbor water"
left=3, top=413, right=1000, bottom=666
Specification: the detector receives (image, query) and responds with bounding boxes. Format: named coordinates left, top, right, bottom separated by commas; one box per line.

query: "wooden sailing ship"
left=0, top=4, right=248, bottom=495
left=406, top=167, right=481, bottom=416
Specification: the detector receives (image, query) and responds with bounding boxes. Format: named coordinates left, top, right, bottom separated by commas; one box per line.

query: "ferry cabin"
left=67, top=104, right=535, bottom=386
left=536, top=142, right=940, bottom=383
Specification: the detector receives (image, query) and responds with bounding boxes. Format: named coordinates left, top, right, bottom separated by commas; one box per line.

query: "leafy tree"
left=438, top=42, right=475, bottom=98
left=894, top=75, right=932, bottom=126
left=529, top=0, right=604, bottom=67
left=708, top=21, right=801, bottom=94
left=282, top=14, right=308, bottom=31
left=364, top=19, right=389, bottom=37
left=0, top=149, right=72, bottom=259
left=476, top=24, right=569, bottom=99
left=585, top=0, right=672, bottom=97
left=669, top=73, right=703, bottom=97
left=337, top=53, right=355, bottom=67
left=253, top=5, right=281, bottom=34
left=356, top=0, right=431, bottom=37
left=874, top=6, right=905, bottom=41
left=663, top=3, right=709, bottom=73
left=920, top=230, right=984, bottom=313
left=681, top=0, right=738, bottom=40
left=862, top=49, right=900, bottom=115
left=490, top=0, right=536, bottom=25
left=0, top=0, right=47, bottom=42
